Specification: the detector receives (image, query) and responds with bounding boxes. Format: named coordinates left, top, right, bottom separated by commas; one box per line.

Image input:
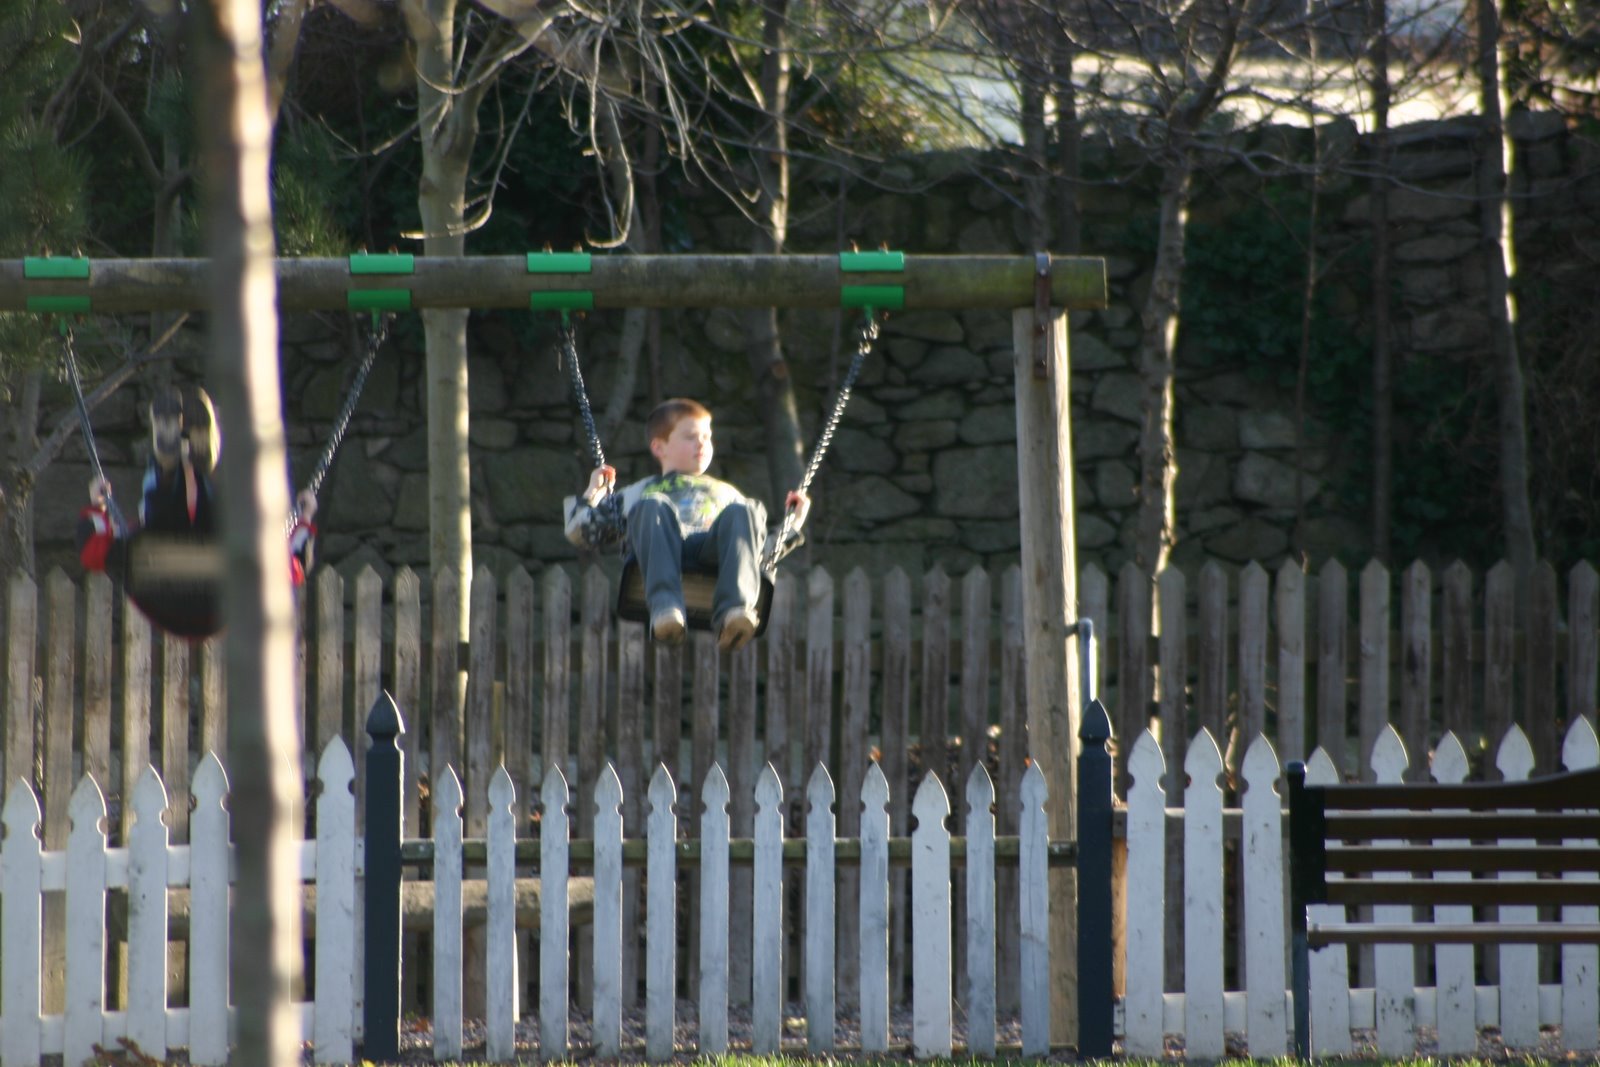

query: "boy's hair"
left=646, top=398, right=711, bottom=444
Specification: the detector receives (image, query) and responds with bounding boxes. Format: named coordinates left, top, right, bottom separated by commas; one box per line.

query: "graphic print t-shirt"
left=643, top=473, right=743, bottom=535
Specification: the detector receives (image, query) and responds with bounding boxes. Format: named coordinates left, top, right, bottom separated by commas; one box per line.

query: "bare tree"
left=191, top=3, right=302, bottom=1067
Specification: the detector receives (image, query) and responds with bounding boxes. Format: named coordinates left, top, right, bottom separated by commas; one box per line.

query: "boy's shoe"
left=716, top=607, right=759, bottom=652
left=651, top=606, right=686, bottom=646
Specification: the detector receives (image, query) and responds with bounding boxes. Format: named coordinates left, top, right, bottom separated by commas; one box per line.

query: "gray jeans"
left=627, top=496, right=767, bottom=621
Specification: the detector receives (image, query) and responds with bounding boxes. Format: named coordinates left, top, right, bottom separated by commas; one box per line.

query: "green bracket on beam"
left=349, top=253, right=415, bottom=275
left=348, top=252, right=413, bottom=311
left=528, top=251, right=593, bottom=311
left=840, top=250, right=904, bottom=308
left=24, top=256, right=91, bottom=280
left=839, top=250, right=904, bottom=273
left=527, top=251, right=592, bottom=273
left=24, top=257, right=92, bottom=313
left=347, top=289, right=413, bottom=312
left=841, top=284, right=905, bottom=311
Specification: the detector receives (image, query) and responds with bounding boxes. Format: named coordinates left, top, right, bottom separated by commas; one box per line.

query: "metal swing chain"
left=60, top=325, right=128, bottom=535
left=561, top=317, right=627, bottom=550
left=765, top=308, right=881, bottom=571
left=302, top=311, right=392, bottom=508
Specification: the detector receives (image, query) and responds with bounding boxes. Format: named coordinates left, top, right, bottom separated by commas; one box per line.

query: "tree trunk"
left=191, top=4, right=303, bottom=1067
left=0, top=370, right=42, bottom=579
left=743, top=0, right=805, bottom=505
left=406, top=0, right=475, bottom=630
left=1369, top=0, right=1394, bottom=563
left=1133, top=157, right=1191, bottom=577
left=1475, top=0, right=1537, bottom=577
left=1050, top=33, right=1081, bottom=257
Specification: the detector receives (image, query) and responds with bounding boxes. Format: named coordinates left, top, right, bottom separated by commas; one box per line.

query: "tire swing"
left=553, top=251, right=894, bottom=637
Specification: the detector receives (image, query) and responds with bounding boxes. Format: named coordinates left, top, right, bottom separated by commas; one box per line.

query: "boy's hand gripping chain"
left=763, top=309, right=880, bottom=573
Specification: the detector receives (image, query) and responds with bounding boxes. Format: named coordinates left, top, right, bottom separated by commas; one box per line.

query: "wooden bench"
left=1286, top=759, right=1600, bottom=1059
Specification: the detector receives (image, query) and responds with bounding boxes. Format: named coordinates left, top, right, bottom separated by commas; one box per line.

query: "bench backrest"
left=1286, top=760, right=1600, bottom=1058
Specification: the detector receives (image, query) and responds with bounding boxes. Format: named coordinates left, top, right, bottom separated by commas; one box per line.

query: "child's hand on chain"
left=584, top=465, right=616, bottom=506
left=785, top=490, right=811, bottom=529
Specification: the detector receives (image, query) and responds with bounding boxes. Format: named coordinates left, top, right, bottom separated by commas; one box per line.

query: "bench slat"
left=1328, top=845, right=1600, bottom=875
left=1311, top=766, right=1600, bottom=810
left=1326, top=812, right=1600, bottom=838
left=1325, top=879, right=1600, bottom=908
left=1309, top=922, right=1600, bottom=946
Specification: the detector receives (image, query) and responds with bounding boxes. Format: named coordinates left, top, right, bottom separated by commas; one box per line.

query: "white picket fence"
left=1123, top=715, right=1600, bottom=1058
left=0, top=745, right=1060, bottom=1065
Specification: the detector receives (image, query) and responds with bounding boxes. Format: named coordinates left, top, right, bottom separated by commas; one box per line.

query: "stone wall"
left=30, top=113, right=1600, bottom=582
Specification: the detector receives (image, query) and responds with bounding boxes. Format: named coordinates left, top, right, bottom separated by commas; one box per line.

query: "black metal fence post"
left=362, top=692, right=405, bottom=1060
left=1077, top=698, right=1115, bottom=1058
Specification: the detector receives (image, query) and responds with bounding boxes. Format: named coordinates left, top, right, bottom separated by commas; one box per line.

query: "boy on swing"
left=564, top=397, right=809, bottom=651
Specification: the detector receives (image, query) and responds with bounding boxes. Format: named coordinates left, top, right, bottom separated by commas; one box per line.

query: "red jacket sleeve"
left=75, top=505, right=116, bottom=572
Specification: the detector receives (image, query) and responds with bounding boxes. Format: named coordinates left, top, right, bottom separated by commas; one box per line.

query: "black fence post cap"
left=365, top=690, right=406, bottom=739
left=1079, top=699, right=1112, bottom=743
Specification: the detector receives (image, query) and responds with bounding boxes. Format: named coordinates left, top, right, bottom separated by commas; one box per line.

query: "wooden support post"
left=1012, top=305, right=1081, bottom=1048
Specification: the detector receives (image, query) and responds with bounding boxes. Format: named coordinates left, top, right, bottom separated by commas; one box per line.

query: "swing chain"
left=765, top=309, right=880, bottom=572
left=562, top=316, right=629, bottom=551
left=302, top=311, right=392, bottom=508
left=60, top=324, right=128, bottom=535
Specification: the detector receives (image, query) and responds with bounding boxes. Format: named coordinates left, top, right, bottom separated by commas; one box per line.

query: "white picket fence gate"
left=1123, top=715, right=1600, bottom=1058
left=0, top=744, right=1062, bottom=1065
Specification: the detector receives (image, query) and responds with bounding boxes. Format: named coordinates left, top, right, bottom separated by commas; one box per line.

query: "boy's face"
left=652, top=415, right=713, bottom=476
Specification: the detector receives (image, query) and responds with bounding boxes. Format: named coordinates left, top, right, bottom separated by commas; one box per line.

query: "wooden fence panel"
left=1358, top=561, right=1390, bottom=782
left=314, top=741, right=356, bottom=1063
left=805, top=568, right=835, bottom=782
left=617, top=619, right=646, bottom=1013
left=839, top=569, right=871, bottom=1007
left=1241, top=736, right=1286, bottom=1056
left=881, top=569, right=911, bottom=1006
left=1441, top=562, right=1473, bottom=745
left=1571, top=563, right=1599, bottom=730
left=645, top=766, right=677, bottom=1061
left=1527, top=562, right=1559, bottom=769
left=688, top=630, right=717, bottom=991
left=1117, top=562, right=1151, bottom=789
left=42, top=572, right=74, bottom=1013
left=127, top=769, right=169, bottom=1058
left=201, top=638, right=224, bottom=764
left=805, top=765, right=835, bottom=1053
left=1019, top=762, right=1050, bottom=1057
left=505, top=568, right=536, bottom=825
left=1315, top=560, right=1348, bottom=771
left=860, top=762, right=890, bottom=1054
left=466, top=567, right=497, bottom=835
left=161, top=632, right=189, bottom=843
left=9, top=573, right=39, bottom=793
left=1370, top=727, right=1414, bottom=1055
left=1400, top=561, right=1431, bottom=782
left=996, top=566, right=1024, bottom=1014
left=920, top=568, right=950, bottom=782
left=541, top=567, right=571, bottom=787
left=1124, top=730, right=1165, bottom=1058
left=1430, top=733, right=1476, bottom=1054
left=394, top=568, right=422, bottom=832
left=1305, top=748, right=1352, bottom=1055
left=83, top=575, right=113, bottom=788
left=1275, top=561, right=1306, bottom=763
left=1239, top=562, right=1267, bottom=750
left=121, top=593, right=151, bottom=844
left=726, top=634, right=756, bottom=1006
left=1182, top=730, right=1225, bottom=1059
left=432, top=767, right=464, bottom=1060
left=354, top=567, right=383, bottom=818
left=3, top=778, right=42, bottom=1067
left=64, top=777, right=107, bottom=1067
left=1197, top=563, right=1229, bottom=772
left=965, top=765, right=996, bottom=1057
left=699, top=766, right=730, bottom=1054
left=1485, top=562, right=1515, bottom=745
left=540, top=767, right=571, bottom=1061
left=316, top=569, right=344, bottom=759
left=592, top=765, right=622, bottom=1058
left=486, top=768, right=518, bottom=1062
left=752, top=765, right=784, bottom=1054
left=432, top=567, right=462, bottom=804
left=911, top=772, right=951, bottom=1059
left=1495, top=727, right=1539, bottom=1049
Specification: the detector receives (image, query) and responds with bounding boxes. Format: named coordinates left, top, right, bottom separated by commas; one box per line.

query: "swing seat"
left=119, top=531, right=226, bottom=641
left=615, top=558, right=775, bottom=639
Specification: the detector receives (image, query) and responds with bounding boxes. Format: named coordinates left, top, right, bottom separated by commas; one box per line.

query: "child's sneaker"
left=716, top=607, right=758, bottom=652
left=651, top=606, right=686, bottom=646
